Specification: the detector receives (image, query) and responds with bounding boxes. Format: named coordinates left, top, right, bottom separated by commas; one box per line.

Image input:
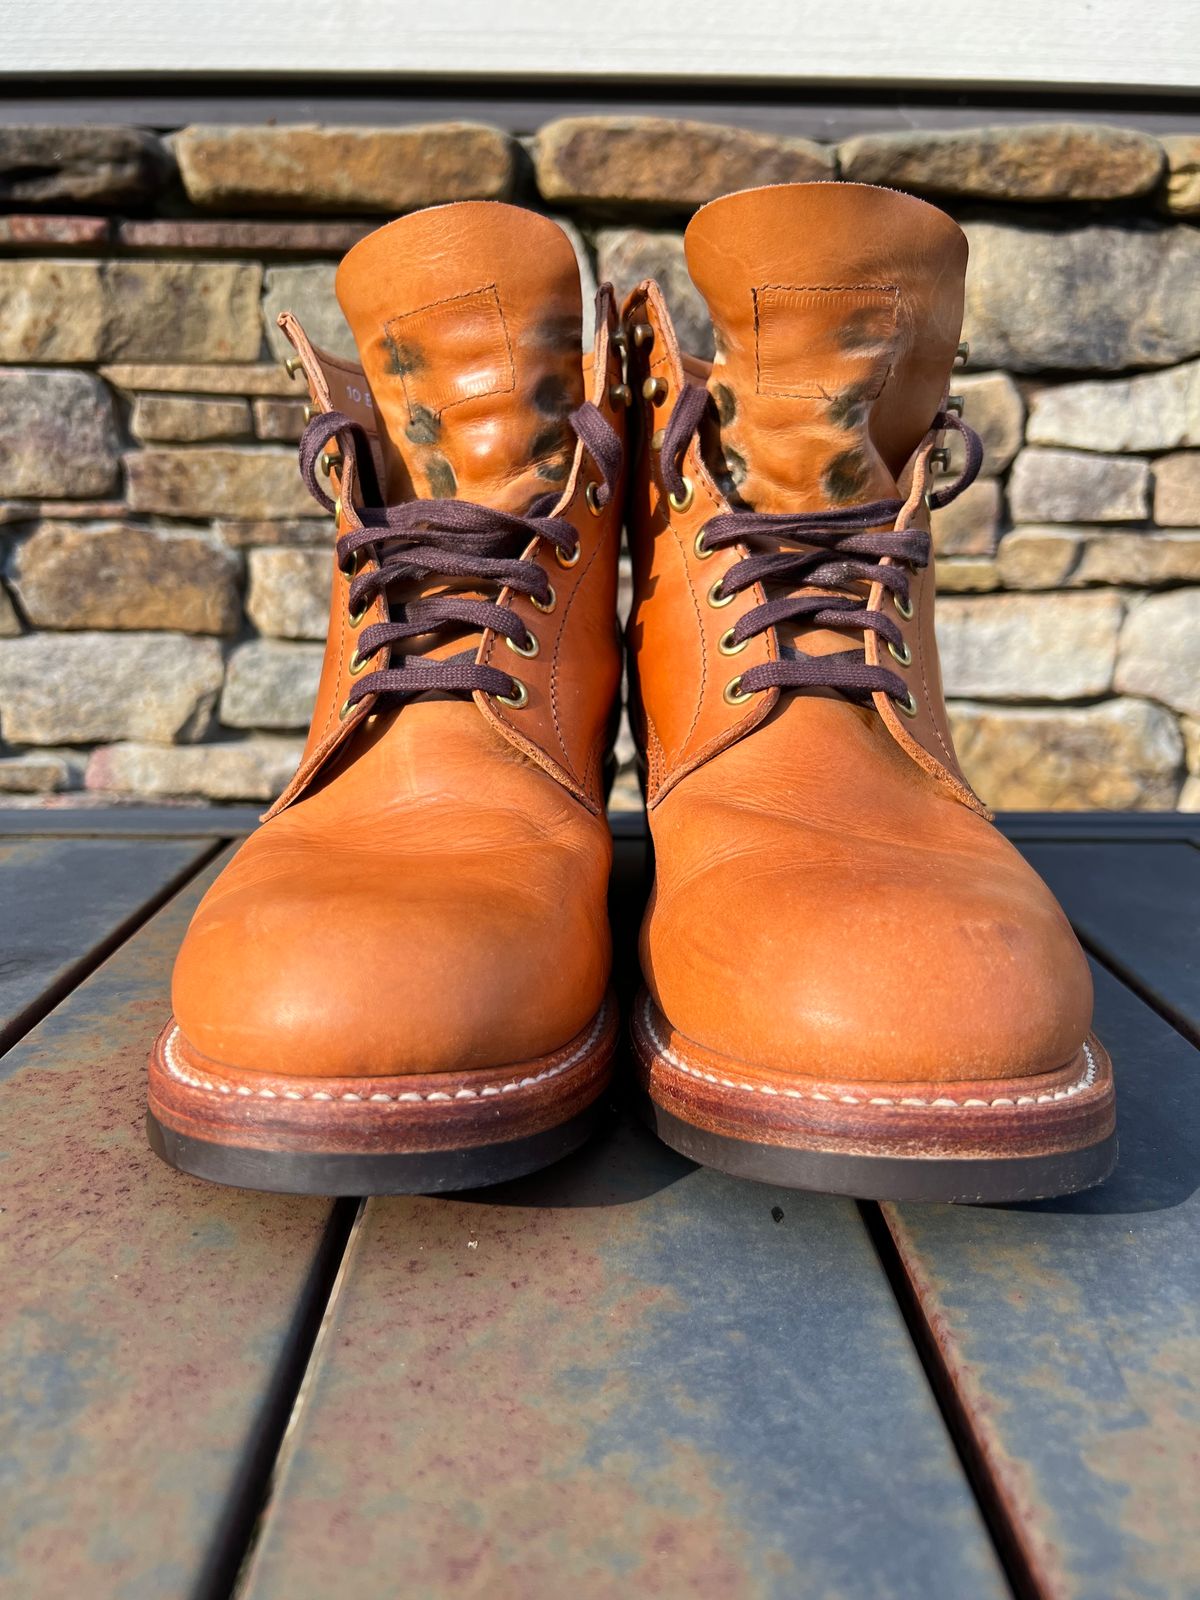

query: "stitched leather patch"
left=383, top=284, right=515, bottom=420
left=753, top=284, right=899, bottom=401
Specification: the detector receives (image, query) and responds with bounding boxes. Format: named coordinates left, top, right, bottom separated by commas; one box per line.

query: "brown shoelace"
left=299, top=403, right=621, bottom=710
left=660, top=384, right=984, bottom=707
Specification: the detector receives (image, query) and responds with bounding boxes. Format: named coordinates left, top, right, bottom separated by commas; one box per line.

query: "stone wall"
left=1, top=115, right=1198, bottom=810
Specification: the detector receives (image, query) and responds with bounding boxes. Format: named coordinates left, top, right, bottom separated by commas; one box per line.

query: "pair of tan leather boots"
left=147, top=182, right=1116, bottom=1204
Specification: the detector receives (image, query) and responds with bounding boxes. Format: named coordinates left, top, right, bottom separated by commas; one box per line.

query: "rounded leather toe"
left=172, top=825, right=609, bottom=1079
left=643, top=800, right=1092, bottom=1085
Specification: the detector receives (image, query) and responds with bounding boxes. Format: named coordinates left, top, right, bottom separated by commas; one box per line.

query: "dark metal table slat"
left=0, top=835, right=218, bottom=1052
left=885, top=960, right=1200, bottom=1600
left=0, top=853, right=344, bottom=1600
left=1019, top=840, right=1200, bottom=1042
left=241, top=1120, right=1010, bottom=1600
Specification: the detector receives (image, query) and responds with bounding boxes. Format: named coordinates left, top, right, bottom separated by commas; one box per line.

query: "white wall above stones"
left=5, top=0, right=1200, bottom=91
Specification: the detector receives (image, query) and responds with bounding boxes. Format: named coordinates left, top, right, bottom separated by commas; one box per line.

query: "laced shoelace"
left=660, top=383, right=984, bottom=708
left=298, top=402, right=621, bottom=711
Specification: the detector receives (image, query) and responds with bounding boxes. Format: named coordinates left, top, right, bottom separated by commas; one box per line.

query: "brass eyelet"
left=320, top=450, right=341, bottom=478
left=348, top=601, right=368, bottom=627
left=723, top=675, right=753, bottom=706
left=555, top=540, right=581, bottom=568
left=496, top=678, right=528, bottom=710
left=585, top=481, right=604, bottom=516
left=303, top=402, right=315, bottom=423
left=650, top=427, right=666, bottom=451
left=928, top=447, right=950, bottom=474
left=668, top=476, right=695, bottom=514
left=531, top=584, right=556, bottom=614
left=285, top=355, right=303, bottom=378
left=631, top=322, right=654, bottom=349
left=339, top=695, right=355, bottom=719
left=707, top=578, right=734, bottom=609
left=893, top=590, right=914, bottom=621
left=888, top=639, right=912, bottom=667
left=898, top=689, right=920, bottom=718
left=694, top=528, right=714, bottom=560
left=348, top=647, right=371, bottom=676
left=609, top=383, right=632, bottom=407
left=333, top=495, right=342, bottom=522
left=955, top=340, right=970, bottom=366
left=341, top=551, right=358, bottom=581
left=506, top=629, right=539, bottom=659
left=642, top=376, right=667, bottom=404
left=718, top=627, right=748, bottom=657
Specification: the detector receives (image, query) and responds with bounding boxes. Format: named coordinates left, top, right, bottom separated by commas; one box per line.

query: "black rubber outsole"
left=146, top=1101, right=606, bottom=1196
left=641, top=1100, right=1118, bottom=1204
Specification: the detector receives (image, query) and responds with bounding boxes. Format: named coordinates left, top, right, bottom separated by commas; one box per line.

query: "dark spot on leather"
left=533, top=375, right=572, bottom=417
left=530, top=421, right=570, bottom=458
left=838, top=304, right=894, bottom=357
left=383, top=334, right=423, bottom=376
left=713, top=382, right=738, bottom=426
left=823, top=448, right=870, bottom=503
left=827, top=378, right=875, bottom=431
left=405, top=405, right=440, bottom=445
left=535, top=451, right=571, bottom=483
left=425, top=454, right=457, bottom=498
left=712, top=444, right=749, bottom=506
left=527, top=315, right=579, bottom=350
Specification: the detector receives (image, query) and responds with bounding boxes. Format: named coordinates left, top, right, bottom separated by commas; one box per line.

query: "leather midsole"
left=633, top=990, right=1115, bottom=1161
left=149, top=995, right=617, bottom=1156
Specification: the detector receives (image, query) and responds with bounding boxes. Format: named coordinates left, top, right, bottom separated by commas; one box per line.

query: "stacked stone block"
left=0, top=116, right=1197, bottom=810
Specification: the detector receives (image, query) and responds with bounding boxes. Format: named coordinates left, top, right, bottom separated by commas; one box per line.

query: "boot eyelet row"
left=496, top=678, right=529, bottom=710
left=723, top=675, right=753, bottom=706
left=506, top=629, right=539, bottom=659
left=668, top=476, right=695, bottom=514
left=707, top=578, right=734, bottom=608
left=888, top=638, right=912, bottom=666
left=531, top=584, right=557, bottom=614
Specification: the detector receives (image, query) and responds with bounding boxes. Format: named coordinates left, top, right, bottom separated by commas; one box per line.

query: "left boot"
left=622, top=182, right=1116, bottom=1203
left=147, top=203, right=626, bottom=1194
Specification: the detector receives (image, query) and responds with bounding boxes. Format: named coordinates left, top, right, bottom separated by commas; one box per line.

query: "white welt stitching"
left=641, top=994, right=1098, bottom=1109
left=163, top=1001, right=609, bottom=1105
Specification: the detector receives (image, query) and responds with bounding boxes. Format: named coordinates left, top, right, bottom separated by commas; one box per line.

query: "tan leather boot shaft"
left=687, top=182, right=966, bottom=512
left=336, top=203, right=585, bottom=510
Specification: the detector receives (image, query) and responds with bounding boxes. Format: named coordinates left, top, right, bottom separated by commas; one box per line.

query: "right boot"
left=622, top=182, right=1116, bottom=1204
left=147, top=203, right=627, bottom=1194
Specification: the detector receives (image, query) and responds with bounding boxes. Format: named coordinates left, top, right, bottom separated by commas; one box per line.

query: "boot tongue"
left=336, top=202, right=584, bottom=512
left=683, top=183, right=967, bottom=514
